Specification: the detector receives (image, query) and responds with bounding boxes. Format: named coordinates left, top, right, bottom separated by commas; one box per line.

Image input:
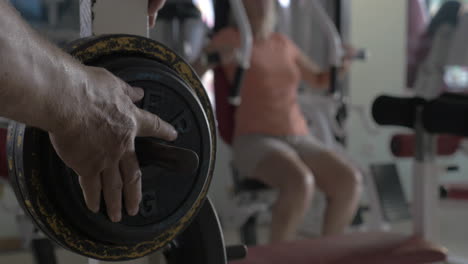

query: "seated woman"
left=194, top=0, right=362, bottom=242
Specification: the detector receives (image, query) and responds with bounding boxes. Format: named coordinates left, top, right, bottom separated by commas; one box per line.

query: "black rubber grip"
left=353, top=49, right=367, bottom=61
left=446, top=165, right=459, bottom=172
left=207, top=52, right=221, bottom=65
left=229, top=67, right=246, bottom=104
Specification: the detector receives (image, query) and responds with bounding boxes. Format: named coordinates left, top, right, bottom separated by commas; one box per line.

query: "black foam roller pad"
left=372, top=96, right=426, bottom=128
left=423, top=94, right=468, bottom=136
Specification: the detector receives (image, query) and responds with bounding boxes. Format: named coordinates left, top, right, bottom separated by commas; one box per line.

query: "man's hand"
left=49, top=66, right=177, bottom=222
left=0, top=0, right=176, bottom=223
left=148, top=0, right=167, bottom=28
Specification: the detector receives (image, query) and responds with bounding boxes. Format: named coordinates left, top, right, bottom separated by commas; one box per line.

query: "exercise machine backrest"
left=407, top=0, right=461, bottom=90
left=445, top=13, right=468, bottom=93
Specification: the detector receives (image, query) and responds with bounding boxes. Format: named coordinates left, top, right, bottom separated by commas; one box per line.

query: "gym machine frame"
left=79, top=1, right=248, bottom=263
left=410, top=95, right=468, bottom=264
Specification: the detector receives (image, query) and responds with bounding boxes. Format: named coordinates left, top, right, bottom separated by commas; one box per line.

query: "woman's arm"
left=192, top=49, right=217, bottom=77
left=192, top=45, right=237, bottom=77
left=192, top=29, right=239, bottom=77
left=296, top=45, right=356, bottom=91
left=296, top=49, right=331, bottom=90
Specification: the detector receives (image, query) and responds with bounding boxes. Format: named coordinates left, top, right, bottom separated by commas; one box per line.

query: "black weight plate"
left=6, top=122, right=16, bottom=182
left=6, top=122, right=21, bottom=204
left=9, top=35, right=217, bottom=261
left=50, top=56, right=211, bottom=243
left=165, top=198, right=227, bottom=264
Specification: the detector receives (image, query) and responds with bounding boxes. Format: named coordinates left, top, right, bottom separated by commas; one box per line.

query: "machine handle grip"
left=229, top=0, right=253, bottom=69
left=135, top=138, right=199, bottom=174
left=228, top=67, right=245, bottom=106
left=352, top=48, right=369, bottom=61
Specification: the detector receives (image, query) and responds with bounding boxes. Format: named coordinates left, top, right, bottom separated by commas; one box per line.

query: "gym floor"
left=0, top=200, right=468, bottom=264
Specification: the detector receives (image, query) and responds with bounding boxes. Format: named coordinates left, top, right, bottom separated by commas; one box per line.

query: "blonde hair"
left=229, top=0, right=278, bottom=38
left=263, top=0, right=278, bottom=35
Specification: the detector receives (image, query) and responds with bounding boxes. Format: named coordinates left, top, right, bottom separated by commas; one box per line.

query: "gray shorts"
left=232, top=134, right=326, bottom=178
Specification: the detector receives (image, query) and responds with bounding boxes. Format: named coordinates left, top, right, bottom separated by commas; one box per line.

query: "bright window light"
left=278, top=0, right=290, bottom=8
left=444, top=65, right=468, bottom=91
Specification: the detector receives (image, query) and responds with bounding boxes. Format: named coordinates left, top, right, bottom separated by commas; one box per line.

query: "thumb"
left=149, top=14, right=157, bottom=28
left=148, top=0, right=165, bottom=14
left=148, top=0, right=165, bottom=28
left=136, top=109, right=178, bottom=141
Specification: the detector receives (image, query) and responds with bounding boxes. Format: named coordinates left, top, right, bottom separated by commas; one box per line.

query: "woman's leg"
left=295, top=138, right=363, bottom=236
left=252, top=149, right=315, bottom=242
left=233, top=135, right=315, bottom=243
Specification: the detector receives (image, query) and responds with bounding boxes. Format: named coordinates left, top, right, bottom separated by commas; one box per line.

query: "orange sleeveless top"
left=211, top=28, right=309, bottom=138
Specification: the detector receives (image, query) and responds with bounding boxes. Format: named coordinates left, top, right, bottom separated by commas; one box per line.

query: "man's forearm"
left=0, top=1, right=86, bottom=132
